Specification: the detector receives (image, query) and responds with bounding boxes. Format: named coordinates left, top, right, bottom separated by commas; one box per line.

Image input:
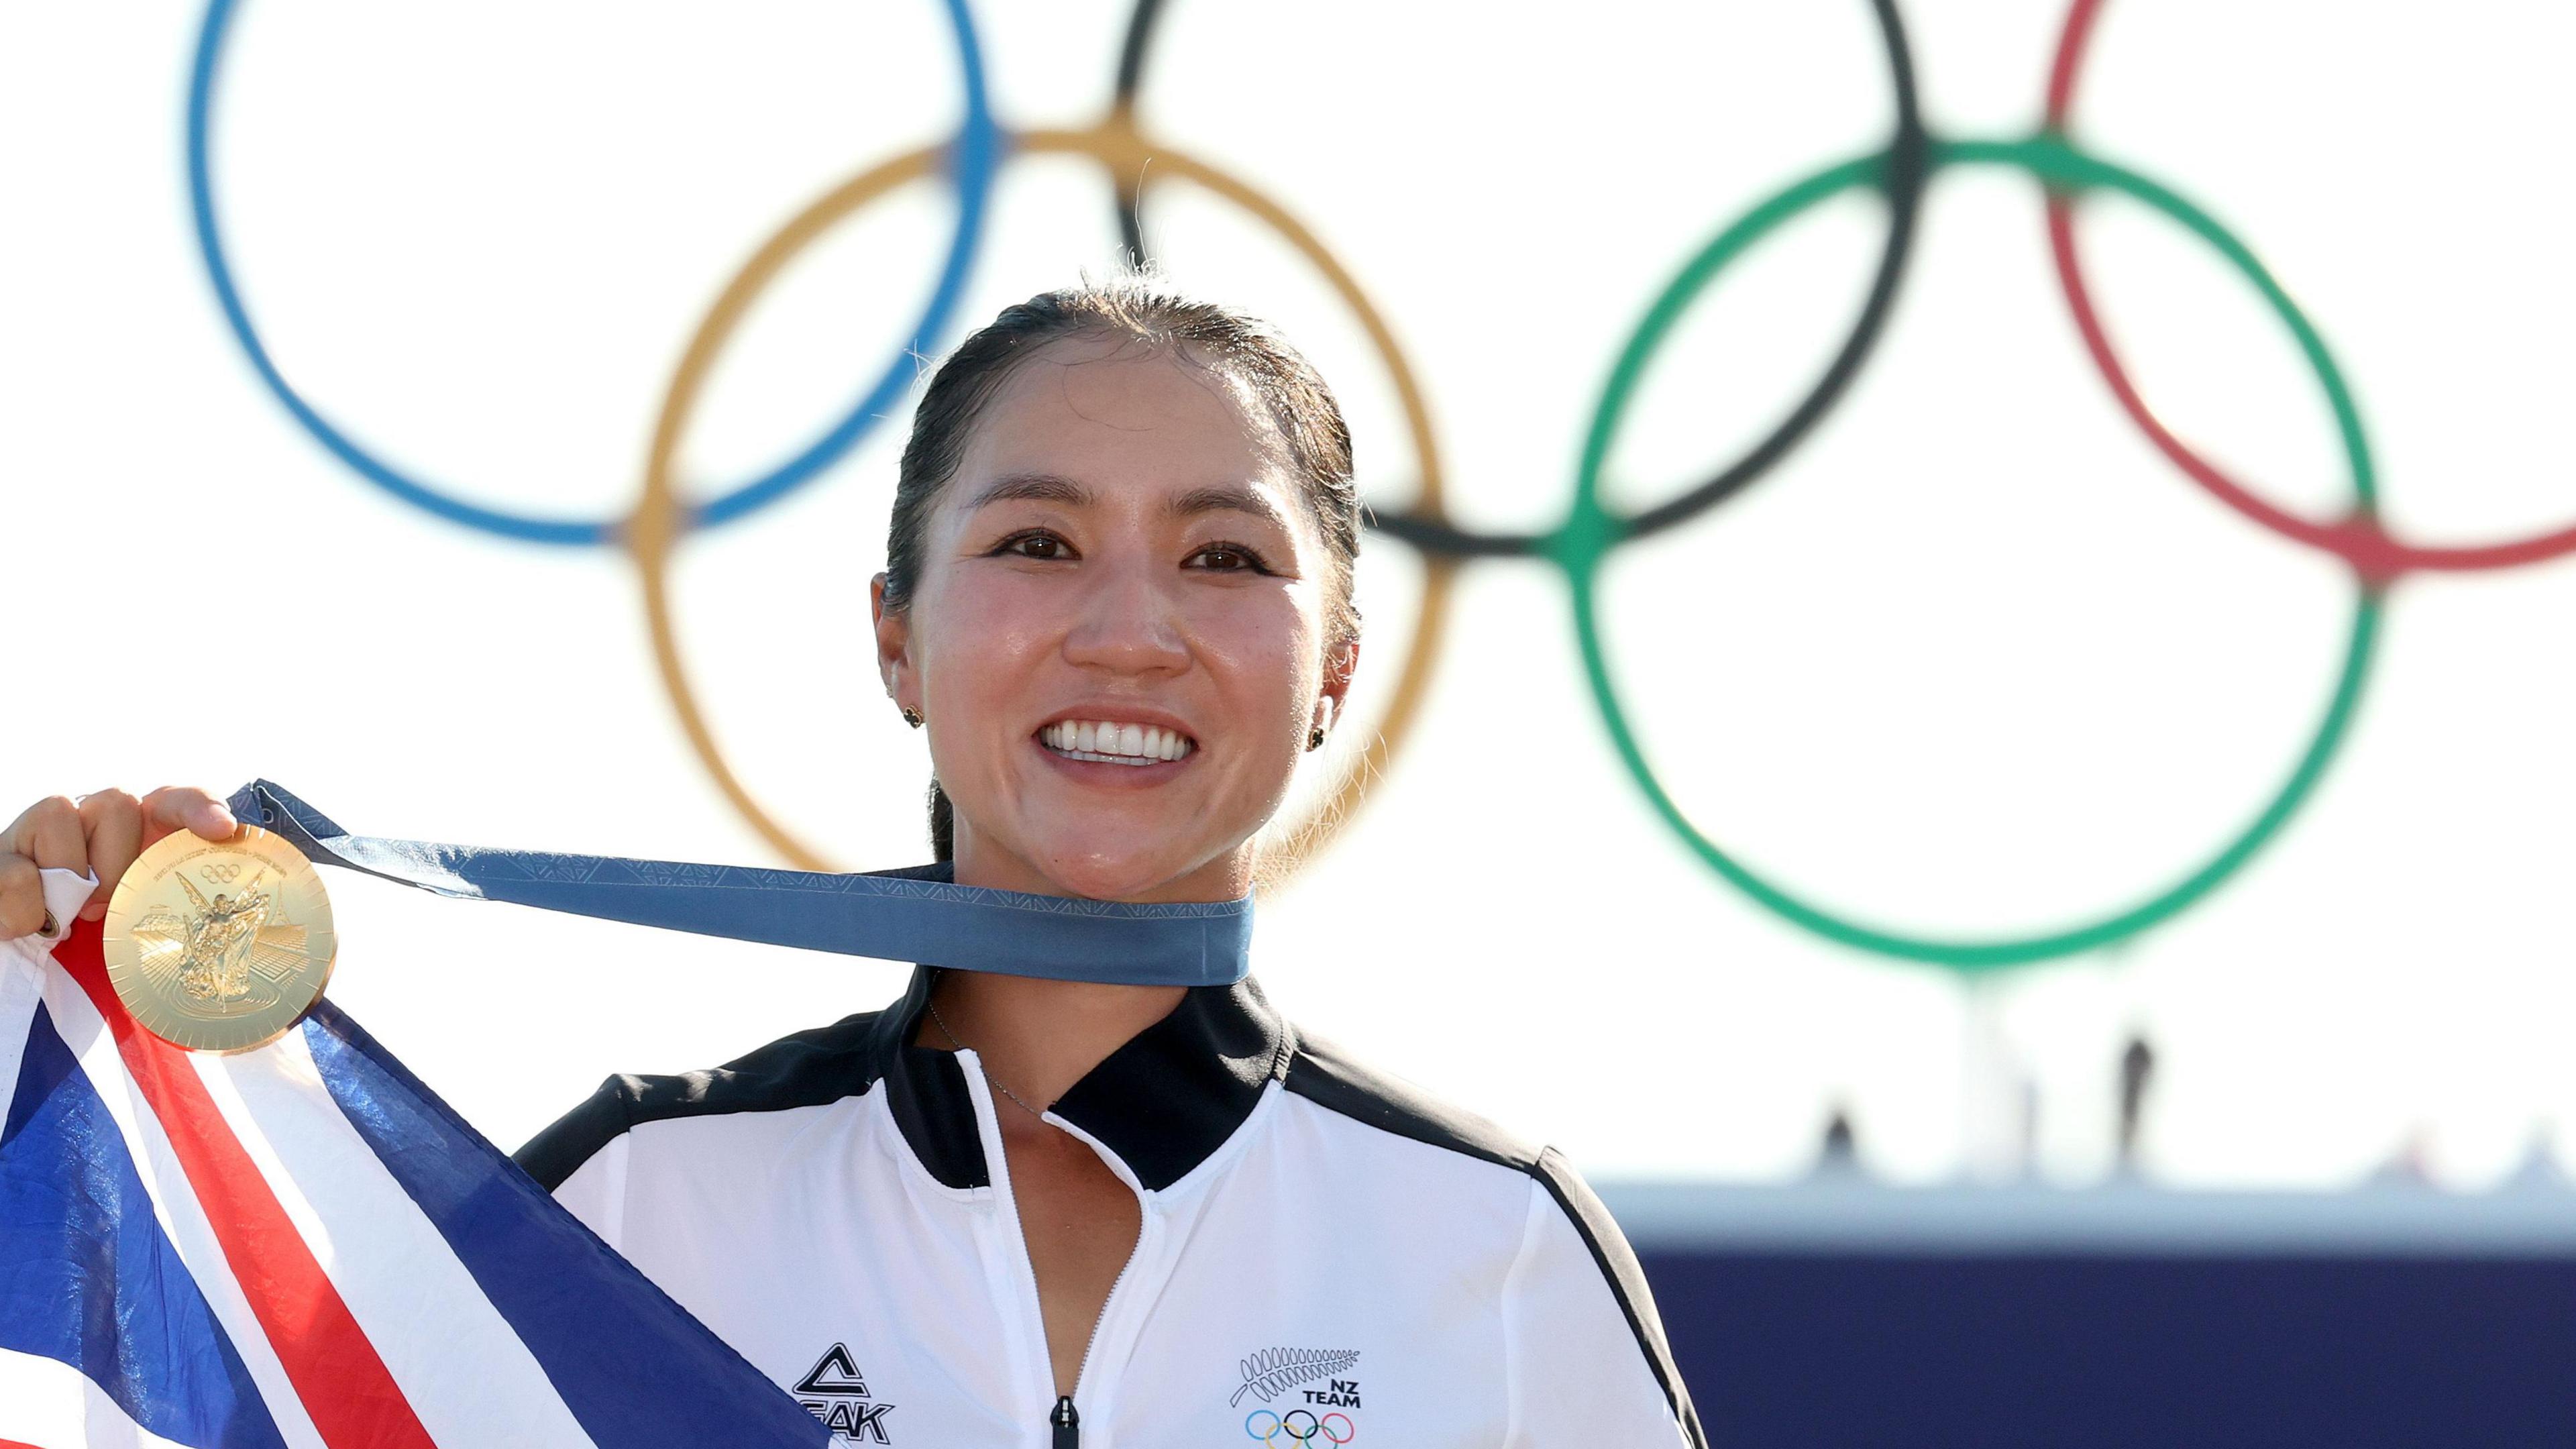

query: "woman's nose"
left=1061, top=557, right=1191, bottom=676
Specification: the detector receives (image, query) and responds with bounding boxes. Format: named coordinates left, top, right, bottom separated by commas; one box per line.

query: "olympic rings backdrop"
left=8, top=0, right=2575, bottom=1189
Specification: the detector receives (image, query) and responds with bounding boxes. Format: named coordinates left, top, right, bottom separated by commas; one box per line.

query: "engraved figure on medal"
left=176, top=873, right=264, bottom=1002
left=138, top=867, right=305, bottom=1016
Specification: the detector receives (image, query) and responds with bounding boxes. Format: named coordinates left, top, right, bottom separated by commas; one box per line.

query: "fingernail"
left=80, top=904, right=104, bottom=921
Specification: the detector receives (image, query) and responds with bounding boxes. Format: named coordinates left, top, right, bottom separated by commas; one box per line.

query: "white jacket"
left=517, top=965, right=1705, bottom=1448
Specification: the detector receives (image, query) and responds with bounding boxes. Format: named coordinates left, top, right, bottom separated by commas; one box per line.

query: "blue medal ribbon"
left=223, top=780, right=1252, bottom=989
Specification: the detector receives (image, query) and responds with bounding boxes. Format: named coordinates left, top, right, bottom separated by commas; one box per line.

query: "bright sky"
left=6, top=0, right=2573, bottom=1191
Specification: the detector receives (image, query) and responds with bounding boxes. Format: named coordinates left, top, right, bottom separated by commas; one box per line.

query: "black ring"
left=1109, top=0, right=1929, bottom=561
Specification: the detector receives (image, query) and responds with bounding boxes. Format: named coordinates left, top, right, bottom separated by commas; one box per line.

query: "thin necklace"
left=925, top=987, right=1052, bottom=1120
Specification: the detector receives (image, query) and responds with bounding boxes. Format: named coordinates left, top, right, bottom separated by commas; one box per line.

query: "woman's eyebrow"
left=965, top=471, right=1093, bottom=510
left=1168, top=483, right=1287, bottom=529
left=969, top=472, right=1287, bottom=529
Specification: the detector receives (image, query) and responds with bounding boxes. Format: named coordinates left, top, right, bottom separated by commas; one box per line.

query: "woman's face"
left=873, top=332, right=1356, bottom=902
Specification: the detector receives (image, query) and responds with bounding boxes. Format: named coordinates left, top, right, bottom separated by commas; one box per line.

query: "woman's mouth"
left=1037, top=718, right=1197, bottom=767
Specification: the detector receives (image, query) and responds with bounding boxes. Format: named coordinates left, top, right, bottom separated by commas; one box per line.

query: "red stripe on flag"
left=52, top=920, right=439, bottom=1449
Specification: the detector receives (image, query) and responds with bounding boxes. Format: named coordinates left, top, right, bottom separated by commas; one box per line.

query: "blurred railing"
left=1606, top=1178, right=2576, bottom=1446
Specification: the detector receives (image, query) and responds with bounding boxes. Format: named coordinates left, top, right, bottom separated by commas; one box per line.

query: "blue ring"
left=184, top=0, right=999, bottom=546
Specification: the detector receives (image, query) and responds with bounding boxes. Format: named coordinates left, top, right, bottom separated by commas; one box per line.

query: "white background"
left=5, top=0, right=2571, bottom=1191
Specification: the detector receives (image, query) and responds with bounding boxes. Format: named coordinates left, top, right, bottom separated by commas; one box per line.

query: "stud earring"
left=902, top=706, right=924, bottom=729
left=1306, top=694, right=1337, bottom=752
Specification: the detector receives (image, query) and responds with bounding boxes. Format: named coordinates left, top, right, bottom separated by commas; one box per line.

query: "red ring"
left=2042, top=0, right=2576, bottom=584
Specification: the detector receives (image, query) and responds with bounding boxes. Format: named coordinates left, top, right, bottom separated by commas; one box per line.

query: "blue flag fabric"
left=1, top=866, right=830, bottom=1448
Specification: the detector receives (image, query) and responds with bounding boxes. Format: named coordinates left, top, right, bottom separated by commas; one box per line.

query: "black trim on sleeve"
left=1534, top=1148, right=1710, bottom=1449
left=511, top=965, right=991, bottom=1192
left=1281, top=1029, right=1536, bottom=1171
left=513, top=1076, right=635, bottom=1192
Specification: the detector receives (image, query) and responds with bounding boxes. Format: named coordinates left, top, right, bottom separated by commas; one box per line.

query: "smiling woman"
left=506, top=274, right=1709, bottom=1448
left=877, top=280, right=1364, bottom=896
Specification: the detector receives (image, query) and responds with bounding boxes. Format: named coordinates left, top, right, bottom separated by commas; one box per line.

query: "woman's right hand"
left=0, top=787, right=241, bottom=938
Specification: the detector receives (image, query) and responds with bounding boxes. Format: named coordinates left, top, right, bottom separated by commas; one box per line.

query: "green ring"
left=1556, top=133, right=2381, bottom=969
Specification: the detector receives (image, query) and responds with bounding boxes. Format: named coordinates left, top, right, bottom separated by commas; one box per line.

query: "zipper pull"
left=1050, top=1395, right=1079, bottom=1448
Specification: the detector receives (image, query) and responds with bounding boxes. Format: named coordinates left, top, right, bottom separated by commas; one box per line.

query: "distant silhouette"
left=2117, top=1034, right=2154, bottom=1173
left=1816, top=1105, right=1862, bottom=1177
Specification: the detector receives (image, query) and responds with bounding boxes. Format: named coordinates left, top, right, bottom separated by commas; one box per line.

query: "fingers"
left=139, top=786, right=236, bottom=852
left=76, top=789, right=142, bottom=922
left=0, top=853, right=43, bottom=938
left=18, top=795, right=89, bottom=876
left=2, top=795, right=87, bottom=939
left=0, top=786, right=238, bottom=940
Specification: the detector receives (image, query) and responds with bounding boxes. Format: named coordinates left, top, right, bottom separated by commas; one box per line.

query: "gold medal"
left=101, top=825, right=337, bottom=1053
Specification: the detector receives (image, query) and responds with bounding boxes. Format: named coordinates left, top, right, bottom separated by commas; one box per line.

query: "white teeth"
left=1040, top=718, right=1198, bottom=764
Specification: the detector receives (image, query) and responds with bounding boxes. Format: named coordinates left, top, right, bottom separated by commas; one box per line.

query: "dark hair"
left=881, top=271, right=1364, bottom=861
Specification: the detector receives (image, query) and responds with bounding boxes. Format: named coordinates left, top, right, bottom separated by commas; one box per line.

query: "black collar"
left=867, top=961, right=1293, bottom=1193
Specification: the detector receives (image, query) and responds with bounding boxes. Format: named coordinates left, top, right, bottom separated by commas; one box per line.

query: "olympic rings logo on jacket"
left=1246, top=1408, right=1358, bottom=1446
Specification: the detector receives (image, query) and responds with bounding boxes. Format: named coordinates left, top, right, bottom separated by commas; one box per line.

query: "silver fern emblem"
left=1230, top=1347, right=1360, bottom=1407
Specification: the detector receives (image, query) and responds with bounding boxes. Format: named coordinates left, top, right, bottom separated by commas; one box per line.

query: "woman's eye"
left=995, top=531, right=1072, bottom=560
left=1189, top=543, right=1270, bottom=573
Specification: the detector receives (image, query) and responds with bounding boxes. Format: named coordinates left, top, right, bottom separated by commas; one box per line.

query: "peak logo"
left=794, top=1342, right=896, bottom=1444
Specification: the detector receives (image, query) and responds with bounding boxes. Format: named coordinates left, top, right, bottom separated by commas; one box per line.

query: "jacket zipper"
left=1038, top=1120, right=1148, bottom=1449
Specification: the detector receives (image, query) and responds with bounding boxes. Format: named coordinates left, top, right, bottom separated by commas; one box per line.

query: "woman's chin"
left=1031, top=839, right=1243, bottom=903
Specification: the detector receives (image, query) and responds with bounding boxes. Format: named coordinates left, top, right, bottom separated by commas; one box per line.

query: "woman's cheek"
left=1195, top=586, right=1316, bottom=671
left=922, top=585, right=1053, bottom=709
left=945, top=571, right=1059, bottom=651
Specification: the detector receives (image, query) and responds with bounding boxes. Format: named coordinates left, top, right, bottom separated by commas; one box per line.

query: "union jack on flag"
left=0, top=867, right=827, bottom=1448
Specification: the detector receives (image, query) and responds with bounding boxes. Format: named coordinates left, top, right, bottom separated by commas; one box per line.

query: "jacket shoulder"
left=1280, top=1027, right=1541, bottom=1173
left=512, top=1008, right=891, bottom=1191
left=1283, top=1029, right=1705, bottom=1445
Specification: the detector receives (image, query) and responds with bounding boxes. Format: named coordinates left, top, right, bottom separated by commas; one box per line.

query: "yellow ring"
left=627, top=116, right=1458, bottom=883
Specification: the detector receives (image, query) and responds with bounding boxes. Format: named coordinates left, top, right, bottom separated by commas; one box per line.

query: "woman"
left=2, top=277, right=1705, bottom=1447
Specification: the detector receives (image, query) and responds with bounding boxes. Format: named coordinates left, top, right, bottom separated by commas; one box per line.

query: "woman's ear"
left=871, top=572, right=912, bottom=709
left=1314, top=635, right=1360, bottom=732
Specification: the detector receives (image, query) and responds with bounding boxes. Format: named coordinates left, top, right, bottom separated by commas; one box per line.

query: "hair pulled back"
left=881, top=271, right=1364, bottom=861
